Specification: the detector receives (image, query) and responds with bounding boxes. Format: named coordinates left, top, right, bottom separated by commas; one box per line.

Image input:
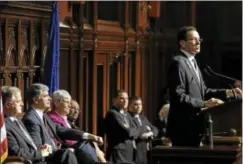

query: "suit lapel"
left=183, top=57, right=202, bottom=90
left=198, top=69, right=205, bottom=98
left=6, top=118, right=36, bottom=149
left=30, top=109, right=51, bottom=138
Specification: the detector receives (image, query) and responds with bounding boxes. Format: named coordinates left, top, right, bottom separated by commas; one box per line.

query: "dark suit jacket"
left=5, top=117, right=42, bottom=161
left=128, top=112, right=158, bottom=164
left=23, top=108, right=84, bottom=149
left=167, top=52, right=227, bottom=146
left=105, top=106, right=146, bottom=164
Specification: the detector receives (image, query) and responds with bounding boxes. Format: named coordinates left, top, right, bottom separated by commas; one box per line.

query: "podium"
left=150, top=145, right=241, bottom=164
left=204, top=99, right=242, bottom=136
left=150, top=99, right=242, bottom=164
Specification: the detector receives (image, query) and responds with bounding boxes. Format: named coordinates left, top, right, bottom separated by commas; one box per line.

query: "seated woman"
left=48, top=90, right=107, bottom=163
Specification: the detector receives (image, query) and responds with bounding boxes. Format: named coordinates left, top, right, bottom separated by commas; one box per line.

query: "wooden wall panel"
left=0, top=2, right=51, bottom=113
left=1, top=2, right=240, bottom=143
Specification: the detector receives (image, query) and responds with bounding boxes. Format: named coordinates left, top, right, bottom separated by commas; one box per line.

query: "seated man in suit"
left=104, top=90, right=146, bottom=164
left=48, top=90, right=106, bottom=163
left=23, top=83, right=103, bottom=164
left=1, top=86, right=57, bottom=163
left=128, top=96, right=158, bottom=164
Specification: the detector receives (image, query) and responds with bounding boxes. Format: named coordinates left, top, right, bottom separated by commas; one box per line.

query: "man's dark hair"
left=177, top=26, right=197, bottom=44
left=129, top=96, right=142, bottom=102
left=114, top=89, right=127, bottom=98
left=26, top=83, right=49, bottom=105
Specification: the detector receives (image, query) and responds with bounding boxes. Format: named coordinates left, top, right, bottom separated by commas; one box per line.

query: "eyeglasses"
left=186, top=38, right=203, bottom=44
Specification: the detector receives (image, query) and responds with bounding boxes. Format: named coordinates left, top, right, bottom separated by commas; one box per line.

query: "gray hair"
left=1, top=86, right=21, bottom=105
left=52, top=90, right=71, bottom=101
left=26, top=83, right=49, bottom=105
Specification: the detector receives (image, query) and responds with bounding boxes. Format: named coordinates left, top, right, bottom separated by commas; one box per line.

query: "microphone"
left=205, top=66, right=239, bottom=83
left=204, top=66, right=239, bottom=99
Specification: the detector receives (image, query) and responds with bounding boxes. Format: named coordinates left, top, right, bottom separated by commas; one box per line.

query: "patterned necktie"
left=14, top=120, right=37, bottom=150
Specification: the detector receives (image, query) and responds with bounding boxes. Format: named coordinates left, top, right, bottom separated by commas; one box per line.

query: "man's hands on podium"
left=226, top=87, right=242, bottom=98
left=203, top=98, right=224, bottom=110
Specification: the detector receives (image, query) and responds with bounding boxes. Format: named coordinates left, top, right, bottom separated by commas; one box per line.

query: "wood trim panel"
left=92, top=1, right=98, bottom=135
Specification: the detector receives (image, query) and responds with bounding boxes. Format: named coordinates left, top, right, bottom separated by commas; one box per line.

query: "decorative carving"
left=21, top=28, right=29, bottom=49
left=31, top=45, right=37, bottom=66
left=139, top=1, right=151, bottom=12
left=6, top=46, right=16, bottom=66
left=35, top=31, right=40, bottom=49
left=8, top=27, right=17, bottom=50
left=20, top=46, right=28, bottom=66
left=42, top=46, right=47, bottom=66
left=28, top=69, right=35, bottom=79
left=16, top=69, right=23, bottom=78
left=0, top=2, right=52, bottom=19
left=3, top=70, right=11, bottom=80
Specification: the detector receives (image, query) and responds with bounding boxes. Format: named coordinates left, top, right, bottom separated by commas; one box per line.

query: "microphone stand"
left=206, top=66, right=239, bottom=82
left=204, top=66, right=240, bottom=100
left=228, top=84, right=237, bottom=99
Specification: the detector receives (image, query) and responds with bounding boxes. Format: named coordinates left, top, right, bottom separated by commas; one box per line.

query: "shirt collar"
left=34, top=109, right=44, bottom=120
left=9, top=116, right=17, bottom=122
left=180, top=49, right=195, bottom=61
left=119, top=110, right=124, bottom=114
left=134, top=114, right=140, bottom=118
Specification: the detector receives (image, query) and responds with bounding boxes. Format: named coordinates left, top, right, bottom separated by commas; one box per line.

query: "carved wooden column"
left=123, top=1, right=129, bottom=93
left=77, top=2, right=85, bottom=130
left=92, top=1, right=98, bottom=135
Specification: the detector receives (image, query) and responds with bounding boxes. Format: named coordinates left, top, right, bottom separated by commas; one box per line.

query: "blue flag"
left=43, top=2, right=60, bottom=94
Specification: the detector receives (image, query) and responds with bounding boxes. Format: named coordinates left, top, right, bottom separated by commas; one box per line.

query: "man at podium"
left=167, top=26, right=242, bottom=147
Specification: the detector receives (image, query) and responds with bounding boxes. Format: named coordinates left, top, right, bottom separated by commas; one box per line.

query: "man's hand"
left=140, top=131, right=153, bottom=140
left=226, top=88, right=242, bottom=98
left=204, top=98, right=224, bottom=109
left=40, top=144, right=52, bottom=154
left=40, top=145, right=51, bottom=157
left=93, top=135, right=103, bottom=146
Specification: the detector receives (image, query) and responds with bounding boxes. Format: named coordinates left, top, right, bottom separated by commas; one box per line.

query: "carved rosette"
left=3, top=70, right=11, bottom=81
left=16, top=69, right=23, bottom=79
